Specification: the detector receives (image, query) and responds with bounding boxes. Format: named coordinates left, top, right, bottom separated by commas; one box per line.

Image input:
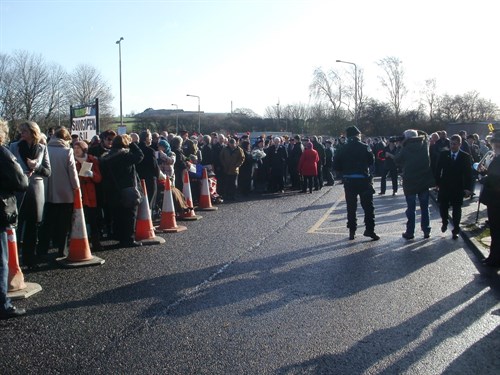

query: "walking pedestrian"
left=333, top=126, right=379, bottom=241
left=435, top=134, right=473, bottom=239
left=393, top=129, right=436, bottom=240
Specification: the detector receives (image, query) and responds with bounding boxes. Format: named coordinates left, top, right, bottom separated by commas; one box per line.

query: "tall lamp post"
left=171, top=103, right=179, bottom=134
left=336, top=59, right=358, bottom=127
left=116, top=37, right=124, bottom=127
left=186, top=94, right=200, bottom=134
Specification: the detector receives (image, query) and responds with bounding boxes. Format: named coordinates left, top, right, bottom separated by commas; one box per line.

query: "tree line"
left=1, top=51, right=498, bottom=138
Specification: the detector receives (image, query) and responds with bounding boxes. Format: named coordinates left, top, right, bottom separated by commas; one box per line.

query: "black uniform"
left=333, top=135, right=378, bottom=240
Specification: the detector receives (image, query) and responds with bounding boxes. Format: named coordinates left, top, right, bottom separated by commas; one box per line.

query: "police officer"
left=333, top=126, right=379, bottom=241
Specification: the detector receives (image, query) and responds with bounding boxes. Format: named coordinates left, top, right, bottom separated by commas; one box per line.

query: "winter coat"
left=333, top=137, right=374, bottom=177
left=10, top=140, right=51, bottom=221
left=220, top=146, right=245, bottom=175
left=76, top=154, right=102, bottom=208
left=394, top=133, right=435, bottom=195
left=100, top=142, right=144, bottom=206
left=0, top=146, right=29, bottom=227
left=45, top=137, right=80, bottom=203
left=298, top=148, right=319, bottom=176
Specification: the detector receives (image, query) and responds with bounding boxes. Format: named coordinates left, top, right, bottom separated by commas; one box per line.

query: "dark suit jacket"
left=435, top=149, right=472, bottom=203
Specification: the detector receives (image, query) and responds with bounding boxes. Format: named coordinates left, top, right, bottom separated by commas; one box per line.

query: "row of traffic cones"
left=7, top=168, right=219, bottom=300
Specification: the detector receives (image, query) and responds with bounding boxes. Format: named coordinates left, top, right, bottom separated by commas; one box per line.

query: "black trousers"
left=438, top=192, right=463, bottom=234
left=37, top=202, right=73, bottom=256
left=380, top=167, right=398, bottom=193
left=111, top=204, right=139, bottom=245
left=343, top=178, right=375, bottom=232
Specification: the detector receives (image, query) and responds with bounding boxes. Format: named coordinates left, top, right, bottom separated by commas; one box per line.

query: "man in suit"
left=435, top=134, right=473, bottom=239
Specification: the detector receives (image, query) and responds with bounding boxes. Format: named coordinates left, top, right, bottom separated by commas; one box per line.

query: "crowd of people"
left=1, top=118, right=499, bottom=320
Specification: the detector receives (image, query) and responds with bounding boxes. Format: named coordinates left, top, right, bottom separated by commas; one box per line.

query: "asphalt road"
left=1, top=181, right=499, bottom=374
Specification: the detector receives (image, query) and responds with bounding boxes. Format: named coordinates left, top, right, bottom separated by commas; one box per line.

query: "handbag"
left=120, top=184, right=142, bottom=208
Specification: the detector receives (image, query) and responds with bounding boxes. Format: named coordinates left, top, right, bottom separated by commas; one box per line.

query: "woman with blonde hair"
left=9, top=121, right=51, bottom=268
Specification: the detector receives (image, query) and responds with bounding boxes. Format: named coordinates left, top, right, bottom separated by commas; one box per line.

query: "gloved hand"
left=84, top=170, right=93, bottom=178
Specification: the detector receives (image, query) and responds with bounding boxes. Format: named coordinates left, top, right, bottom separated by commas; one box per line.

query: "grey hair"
left=273, top=136, right=281, bottom=143
left=404, top=129, right=418, bottom=139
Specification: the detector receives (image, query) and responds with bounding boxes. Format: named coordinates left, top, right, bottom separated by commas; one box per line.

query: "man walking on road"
left=393, top=129, right=436, bottom=240
left=333, top=126, right=379, bottom=241
left=435, top=134, right=473, bottom=240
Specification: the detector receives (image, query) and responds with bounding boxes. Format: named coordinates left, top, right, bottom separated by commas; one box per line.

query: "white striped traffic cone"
left=57, top=189, right=105, bottom=267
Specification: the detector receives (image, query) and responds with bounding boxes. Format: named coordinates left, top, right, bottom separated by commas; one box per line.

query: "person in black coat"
left=100, top=135, right=144, bottom=247
left=379, top=137, right=399, bottom=195
left=288, top=135, right=304, bottom=190
left=266, top=137, right=288, bottom=193
left=435, top=134, right=473, bottom=239
left=238, top=140, right=253, bottom=195
left=136, top=130, right=160, bottom=210
left=0, top=119, right=29, bottom=319
left=311, top=136, right=325, bottom=189
left=333, top=126, right=379, bottom=241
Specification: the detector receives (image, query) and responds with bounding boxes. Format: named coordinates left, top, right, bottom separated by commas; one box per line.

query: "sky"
left=1, top=0, right=498, bottom=117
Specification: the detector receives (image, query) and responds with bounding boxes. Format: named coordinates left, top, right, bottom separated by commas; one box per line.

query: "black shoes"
left=402, top=232, right=415, bottom=240
left=363, top=230, right=380, bottom=241
left=0, top=306, right=26, bottom=320
left=452, top=233, right=459, bottom=240
left=424, top=232, right=431, bottom=239
left=349, top=230, right=355, bottom=240
left=441, top=224, right=447, bottom=233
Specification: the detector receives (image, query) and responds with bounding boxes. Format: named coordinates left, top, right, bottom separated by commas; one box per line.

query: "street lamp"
left=186, top=94, right=200, bottom=134
left=116, top=37, right=124, bottom=127
left=336, top=59, right=358, bottom=127
left=171, top=103, right=179, bottom=134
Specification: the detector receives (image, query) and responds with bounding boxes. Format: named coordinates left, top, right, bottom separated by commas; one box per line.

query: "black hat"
left=345, top=126, right=361, bottom=137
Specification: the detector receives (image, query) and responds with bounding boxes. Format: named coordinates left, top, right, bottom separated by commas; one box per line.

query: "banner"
left=70, top=100, right=99, bottom=142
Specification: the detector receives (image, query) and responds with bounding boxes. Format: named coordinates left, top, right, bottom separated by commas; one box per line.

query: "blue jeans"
left=405, top=190, right=431, bottom=235
left=0, top=228, right=12, bottom=311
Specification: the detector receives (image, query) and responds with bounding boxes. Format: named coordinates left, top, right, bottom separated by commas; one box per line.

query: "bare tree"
left=0, top=53, right=18, bottom=122
left=377, top=56, right=407, bottom=119
left=66, top=64, right=114, bottom=116
left=11, top=50, right=50, bottom=121
left=422, top=78, right=437, bottom=122
left=40, top=63, right=68, bottom=127
left=309, top=67, right=343, bottom=112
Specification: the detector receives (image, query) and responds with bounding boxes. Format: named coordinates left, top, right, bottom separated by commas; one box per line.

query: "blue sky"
left=1, top=0, right=498, bottom=117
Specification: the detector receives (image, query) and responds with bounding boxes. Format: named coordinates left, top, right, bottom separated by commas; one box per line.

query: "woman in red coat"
left=298, top=141, right=319, bottom=193
left=73, top=141, right=102, bottom=251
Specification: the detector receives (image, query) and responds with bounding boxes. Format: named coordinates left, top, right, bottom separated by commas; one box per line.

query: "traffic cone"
left=135, top=179, right=165, bottom=244
left=197, top=168, right=219, bottom=211
left=158, top=177, right=187, bottom=233
left=6, top=227, right=42, bottom=300
left=178, top=170, right=203, bottom=221
left=57, top=189, right=105, bottom=267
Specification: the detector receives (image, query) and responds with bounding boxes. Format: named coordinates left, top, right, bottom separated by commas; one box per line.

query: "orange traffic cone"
left=6, top=227, right=42, bottom=300
left=158, top=177, right=187, bottom=233
left=135, top=179, right=165, bottom=244
left=197, top=168, right=218, bottom=211
left=57, top=189, right=105, bottom=267
left=178, top=170, right=202, bottom=221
